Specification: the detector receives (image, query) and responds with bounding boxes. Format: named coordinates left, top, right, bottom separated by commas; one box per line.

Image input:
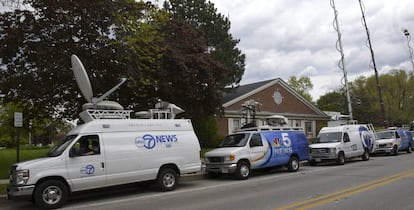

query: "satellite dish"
left=71, top=55, right=94, bottom=102
left=71, top=54, right=126, bottom=110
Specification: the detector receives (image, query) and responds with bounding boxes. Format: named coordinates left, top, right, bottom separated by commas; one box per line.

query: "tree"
left=157, top=19, right=230, bottom=119
left=316, top=91, right=345, bottom=112
left=318, top=70, right=414, bottom=127
left=288, top=76, right=313, bottom=102
left=163, top=0, right=245, bottom=87
left=0, top=0, right=164, bottom=120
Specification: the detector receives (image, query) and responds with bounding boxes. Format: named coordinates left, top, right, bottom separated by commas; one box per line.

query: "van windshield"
left=46, top=135, right=78, bottom=157
left=315, top=132, right=342, bottom=143
left=377, top=131, right=395, bottom=139
left=219, top=133, right=249, bottom=147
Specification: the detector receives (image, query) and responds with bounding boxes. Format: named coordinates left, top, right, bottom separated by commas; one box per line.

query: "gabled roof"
left=222, top=78, right=328, bottom=117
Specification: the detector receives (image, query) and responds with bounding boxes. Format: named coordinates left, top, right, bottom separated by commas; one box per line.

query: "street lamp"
left=402, top=28, right=414, bottom=71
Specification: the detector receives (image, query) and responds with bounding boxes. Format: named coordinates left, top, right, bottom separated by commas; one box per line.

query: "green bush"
left=193, top=116, right=223, bottom=148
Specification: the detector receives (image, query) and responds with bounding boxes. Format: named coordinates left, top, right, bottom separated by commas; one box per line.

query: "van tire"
left=157, top=168, right=179, bottom=191
left=392, top=145, right=399, bottom=156
left=34, top=179, right=68, bottom=209
left=235, top=161, right=250, bottom=180
left=407, top=145, right=412, bottom=153
left=362, top=150, right=370, bottom=161
left=337, top=152, right=345, bottom=165
left=287, top=156, right=300, bottom=172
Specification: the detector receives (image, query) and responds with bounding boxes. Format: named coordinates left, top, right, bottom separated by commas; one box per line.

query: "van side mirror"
left=69, top=148, right=79, bottom=157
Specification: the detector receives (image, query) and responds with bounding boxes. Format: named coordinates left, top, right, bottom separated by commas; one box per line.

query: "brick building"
left=216, top=78, right=330, bottom=139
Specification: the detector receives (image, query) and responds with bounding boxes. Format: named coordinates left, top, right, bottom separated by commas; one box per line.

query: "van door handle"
left=101, top=162, right=105, bottom=169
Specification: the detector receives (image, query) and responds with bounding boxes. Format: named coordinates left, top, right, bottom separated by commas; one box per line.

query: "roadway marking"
left=275, top=168, right=414, bottom=210
left=64, top=166, right=332, bottom=209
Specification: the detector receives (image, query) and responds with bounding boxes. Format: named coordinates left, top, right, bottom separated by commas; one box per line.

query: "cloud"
left=210, top=0, right=414, bottom=100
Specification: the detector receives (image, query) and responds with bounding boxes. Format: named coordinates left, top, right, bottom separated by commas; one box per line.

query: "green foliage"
left=316, top=91, right=345, bottom=112
left=163, top=0, right=245, bottom=87
left=0, top=102, right=73, bottom=147
left=0, top=0, right=164, bottom=120
left=157, top=19, right=230, bottom=118
left=288, top=76, right=313, bottom=102
left=318, top=69, right=414, bottom=127
left=192, top=116, right=222, bottom=148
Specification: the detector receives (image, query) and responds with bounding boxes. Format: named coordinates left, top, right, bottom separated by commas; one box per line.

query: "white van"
left=7, top=116, right=201, bottom=209
left=309, top=124, right=376, bottom=165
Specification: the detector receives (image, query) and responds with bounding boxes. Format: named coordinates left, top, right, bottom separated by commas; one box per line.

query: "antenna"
left=71, top=54, right=126, bottom=111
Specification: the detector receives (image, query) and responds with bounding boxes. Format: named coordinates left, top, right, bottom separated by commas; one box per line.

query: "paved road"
left=1, top=153, right=414, bottom=210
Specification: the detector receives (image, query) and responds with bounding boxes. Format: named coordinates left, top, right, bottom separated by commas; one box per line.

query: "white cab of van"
left=309, top=124, right=376, bottom=165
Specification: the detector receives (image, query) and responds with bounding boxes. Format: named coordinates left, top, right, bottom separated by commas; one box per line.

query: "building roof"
left=222, top=78, right=328, bottom=117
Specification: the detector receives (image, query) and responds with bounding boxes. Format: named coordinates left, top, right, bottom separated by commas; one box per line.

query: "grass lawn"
left=0, top=148, right=50, bottom=179
left=0, top=184, right=6, bottom=196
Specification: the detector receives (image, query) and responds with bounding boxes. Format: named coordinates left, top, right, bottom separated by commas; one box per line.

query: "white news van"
left=309, top=124, right=376, bottom=165
left=7, top=112, right=201, bottom=209
left=7, top=55, right=201, bottom=209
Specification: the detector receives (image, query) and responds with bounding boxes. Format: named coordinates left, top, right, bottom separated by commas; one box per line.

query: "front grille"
left=9, top=165, right=17, bottom=185
left=311, top=148, right=329, bottom=154
left=208, top=157, right=223, bottom=163
left=378, top=144, right=389, bottom=148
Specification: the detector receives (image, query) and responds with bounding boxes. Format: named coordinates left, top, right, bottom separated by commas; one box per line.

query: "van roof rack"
left=80, top=109, right=133, bottom=122
left=235, top=125, right=303, bottom=132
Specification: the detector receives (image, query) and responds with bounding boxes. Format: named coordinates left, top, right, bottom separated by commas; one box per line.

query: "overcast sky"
left=209, top=0, right=414, bottom=100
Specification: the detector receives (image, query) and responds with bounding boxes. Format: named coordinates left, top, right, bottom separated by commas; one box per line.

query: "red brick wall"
left=227, top=83, right=316, bottom=115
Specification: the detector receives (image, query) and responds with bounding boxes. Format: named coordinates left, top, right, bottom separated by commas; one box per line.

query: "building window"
left=233, top=119, right=241, bottom=131
left=305, top=121, right=313, bottom=136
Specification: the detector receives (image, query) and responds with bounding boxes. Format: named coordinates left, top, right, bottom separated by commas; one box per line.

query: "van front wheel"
left=362, top=150, right=370, bottom=161
left=235, top=161, right=250, bottom=180
left=337, top=152, right=345, bottom=165
left=157, top=168, right=179, bottom=191
left=34, top=180, right=68, bottom=209
left=287, top=156, right=300, bottom=172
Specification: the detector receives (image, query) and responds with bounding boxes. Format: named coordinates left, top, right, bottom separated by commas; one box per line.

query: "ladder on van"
left=367, top=123, right=378, bottom=139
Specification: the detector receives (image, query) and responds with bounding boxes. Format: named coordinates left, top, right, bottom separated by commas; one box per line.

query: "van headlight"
left=329, top=148, right=336, bottom=154
left=15, top=169, right=30, bottom=185
left=224, top=154, right=235, bottom=161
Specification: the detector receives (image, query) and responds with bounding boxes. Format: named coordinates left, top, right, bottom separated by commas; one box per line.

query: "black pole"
left=16, top=128, right=20, bottom=162
left=358, top=0, right=387, bottom=128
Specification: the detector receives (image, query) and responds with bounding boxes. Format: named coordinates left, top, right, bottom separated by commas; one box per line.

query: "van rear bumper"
left=6, top=184, right=35, bottom=200
left=205, top=163, right=237, bottom=174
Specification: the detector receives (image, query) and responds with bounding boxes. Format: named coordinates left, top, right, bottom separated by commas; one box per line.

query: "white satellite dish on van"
left=71, top=54, right=126, bottom=110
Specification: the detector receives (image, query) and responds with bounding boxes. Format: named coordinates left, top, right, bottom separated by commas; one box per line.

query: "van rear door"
left=65, top=134, right=106, bottom=191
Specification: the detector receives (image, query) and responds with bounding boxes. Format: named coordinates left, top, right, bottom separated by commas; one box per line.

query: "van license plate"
left=221, top=168, right=229, bottom=173
left=315, top=158, right=321, bottom=162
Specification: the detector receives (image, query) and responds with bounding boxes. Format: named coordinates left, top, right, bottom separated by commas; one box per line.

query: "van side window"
left=343, top=133, right=350, bottom=142
left=70, top=135, right=100, bottom=156
left=395, top=132, right=400, bottom=138
left=249, top=133, right=263, bottom=147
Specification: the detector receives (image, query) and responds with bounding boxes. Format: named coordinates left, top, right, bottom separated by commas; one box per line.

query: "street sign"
left=14, top=112, right=23, bottom=127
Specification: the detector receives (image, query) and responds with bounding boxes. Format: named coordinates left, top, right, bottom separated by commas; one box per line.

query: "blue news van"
left=204, top=127, right=309, bottom=179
